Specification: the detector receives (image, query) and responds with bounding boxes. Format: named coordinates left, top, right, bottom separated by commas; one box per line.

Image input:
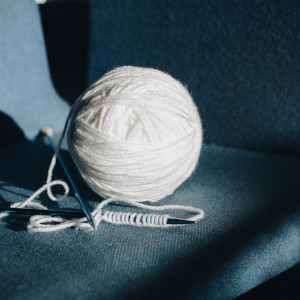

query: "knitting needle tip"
left=40, top=127, right=54, bottom=137
left=167, top=218, right=196, bottom=225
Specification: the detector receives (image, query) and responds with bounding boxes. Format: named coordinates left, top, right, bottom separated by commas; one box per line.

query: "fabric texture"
left=1, top=140, right=300, bottom=299
left=0, top=0, right=69, bottom=140
left=89, top=0, right=300, bottom=156
left=1, top=0, right=300, bottom=299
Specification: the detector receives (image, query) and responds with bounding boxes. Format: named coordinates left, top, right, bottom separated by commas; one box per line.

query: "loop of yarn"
left=27, top=198, right=205, bottom=232
left=4, top=66, right=204, bottom=232
left=103, top=211, right=169, bottom=227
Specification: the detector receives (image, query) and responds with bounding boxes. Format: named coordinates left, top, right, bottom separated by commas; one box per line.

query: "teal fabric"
left=89, top=0, right=300, bottom=156
left=1, top=140, right=300, bottom=299
left=0, top=0, right=69, bottom=140
left=1, top=0, right=300, bottom=299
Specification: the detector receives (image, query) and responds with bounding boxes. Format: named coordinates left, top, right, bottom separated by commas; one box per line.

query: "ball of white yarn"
left=68, top=66, right=202, bottom=203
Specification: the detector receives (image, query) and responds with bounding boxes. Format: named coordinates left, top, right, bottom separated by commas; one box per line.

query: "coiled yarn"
left=5, top=66, right=204, bottom=232
left=68, top=66, right=202, bottom=202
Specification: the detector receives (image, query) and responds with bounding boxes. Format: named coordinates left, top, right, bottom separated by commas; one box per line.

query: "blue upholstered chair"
left=0, top=1, right=69, bottom=140
left=1, top=0, right=300, bottom=299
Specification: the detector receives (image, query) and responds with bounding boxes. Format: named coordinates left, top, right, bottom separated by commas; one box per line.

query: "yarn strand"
left=26, top=198, right=205, bottom=232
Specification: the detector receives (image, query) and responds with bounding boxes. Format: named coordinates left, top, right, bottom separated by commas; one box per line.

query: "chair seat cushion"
left=0, top=139, right=299, bottom=299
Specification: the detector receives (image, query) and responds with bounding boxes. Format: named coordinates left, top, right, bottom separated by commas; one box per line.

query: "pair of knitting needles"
left=0, top=128, right=195, bottom=229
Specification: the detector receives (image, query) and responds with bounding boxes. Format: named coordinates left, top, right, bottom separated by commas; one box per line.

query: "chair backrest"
left=0, top=0, right=69, bottom=141
left=88, top=0, right=300, bottom=155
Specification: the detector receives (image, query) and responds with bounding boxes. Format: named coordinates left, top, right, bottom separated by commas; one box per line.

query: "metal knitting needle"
left=0, top=207, right=84, bottom=218
left=41, top=128, right=97, bottom=230
left=0, top=206, right=196, bottom=224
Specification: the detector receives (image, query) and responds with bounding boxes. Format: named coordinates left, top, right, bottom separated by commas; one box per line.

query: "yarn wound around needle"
left=3, top=66, right=205, bottom=232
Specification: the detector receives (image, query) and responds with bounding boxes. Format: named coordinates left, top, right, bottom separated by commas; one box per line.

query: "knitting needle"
left=41, top=128, right=97, bottom=230
left=0, top=207, right=84, bottom=218
left=0, top=206, right=196, bottom=224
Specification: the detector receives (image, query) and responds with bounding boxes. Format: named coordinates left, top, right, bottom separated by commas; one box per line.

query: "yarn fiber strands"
left=6, top=66, right=205, bottom=232
left=69, top=66, right=203, bottom=203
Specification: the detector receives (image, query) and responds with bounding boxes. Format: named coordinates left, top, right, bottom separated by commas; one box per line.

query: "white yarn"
left=5, top=66, right=204, bottom=231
